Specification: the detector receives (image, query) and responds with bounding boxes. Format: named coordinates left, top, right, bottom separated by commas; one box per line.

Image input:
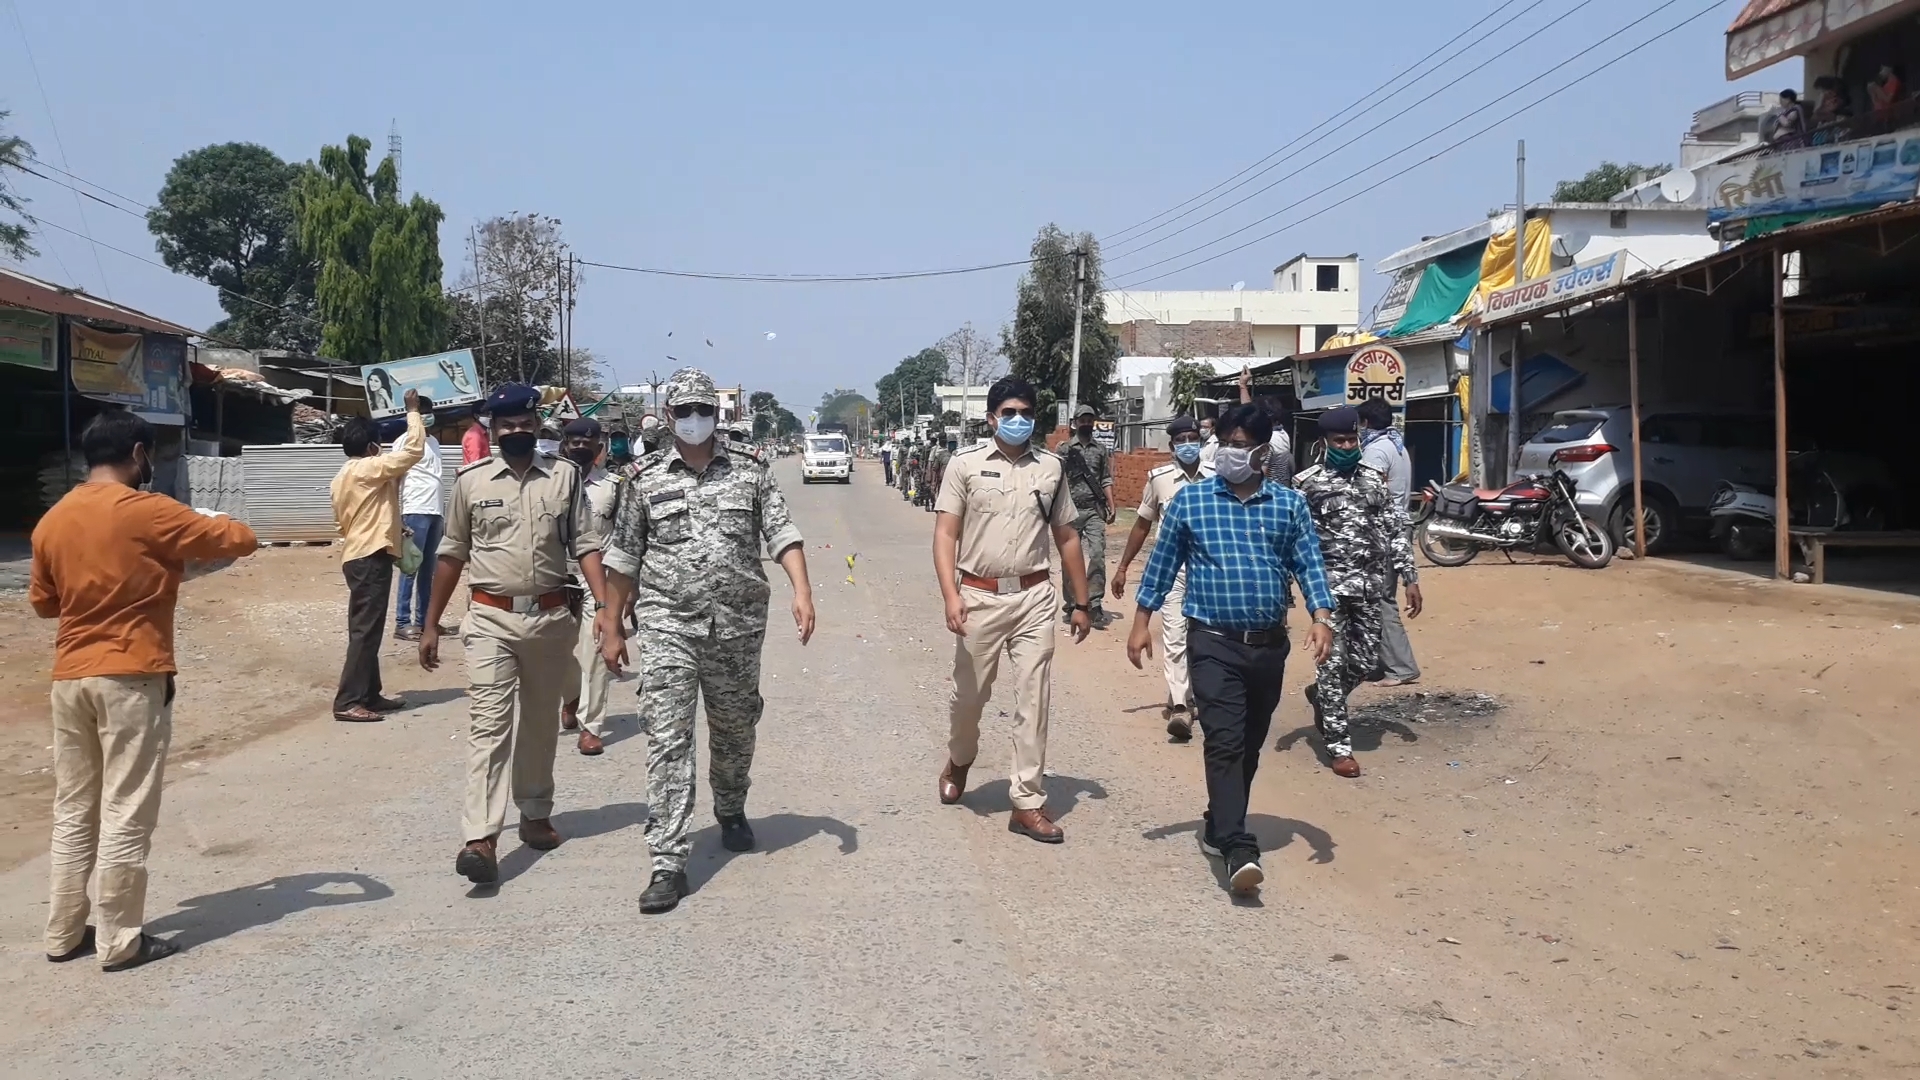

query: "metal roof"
left=1728, top=0, right=1807, bottom=33
left=0, top=266, right=198, bottom=336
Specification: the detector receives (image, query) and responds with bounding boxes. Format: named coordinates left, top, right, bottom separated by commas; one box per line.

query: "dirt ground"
left=1060, top=547, right=1920, bottom=1080
left=3, top=536, right=1918, bottom=1077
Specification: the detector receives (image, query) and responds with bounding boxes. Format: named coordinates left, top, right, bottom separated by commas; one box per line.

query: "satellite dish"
left=1657, top=168, right=1698, bottom=204
left=1552, top=231, right=1591, bottom=258
left=1232, top=280, right=1246, bottom=291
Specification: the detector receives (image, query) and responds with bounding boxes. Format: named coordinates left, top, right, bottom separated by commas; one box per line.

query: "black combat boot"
left=718, top=814, right=756, bottom=853
left=639, top=870, right=688, bottom=914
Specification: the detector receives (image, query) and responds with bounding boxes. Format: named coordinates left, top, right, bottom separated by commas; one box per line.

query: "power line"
left=1108, top=0, right=1717, bottom=291
left=30, top=215, right=323, bottom=327
left=5, top=0, right=112, bottom=299
left=577, top=254, right=1060, bottom=283
left=1099, top=0, right=1547, bottom=253
left=25, top=154, right=151, bottom=215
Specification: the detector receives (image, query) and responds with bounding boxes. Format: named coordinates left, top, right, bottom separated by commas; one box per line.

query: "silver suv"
left=1514, top=407, right=1778, bottom=555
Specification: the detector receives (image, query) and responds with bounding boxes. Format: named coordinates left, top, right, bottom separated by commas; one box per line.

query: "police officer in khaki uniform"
left=558, top=418, right=622, bottom=757
left=933, top=376, right=1091, bottom=844
left=1111, top=416, right=1214, bottom=742
left=419, top=384, right=616, bottom=886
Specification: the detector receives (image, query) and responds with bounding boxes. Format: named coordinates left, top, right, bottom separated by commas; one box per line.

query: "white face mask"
left=1215, top=445, right=1263, bottom=484
left=673, top=413, right=717, bottom=445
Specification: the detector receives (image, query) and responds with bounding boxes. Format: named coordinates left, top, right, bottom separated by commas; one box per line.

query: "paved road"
left=1, top=460, right=1620, bottom=1079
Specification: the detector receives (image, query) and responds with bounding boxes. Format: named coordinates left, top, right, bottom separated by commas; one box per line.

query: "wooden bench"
left=1789, top=529, right=1920, bottom=584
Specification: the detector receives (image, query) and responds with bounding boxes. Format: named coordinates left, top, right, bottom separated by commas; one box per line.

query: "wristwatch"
left=1069, top=603, right=1091, bottom=613
left=1311, top=614, right=1334, bottom=628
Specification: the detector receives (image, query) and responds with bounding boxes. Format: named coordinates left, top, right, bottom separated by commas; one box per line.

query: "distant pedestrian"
left=395, top=409, right=445, bottom=643
left=1126, top=402, right=1334, bottom=896
left=418, top=383, right=615, bottom=887
left=1063, top=403, right=1115, bottom=626
left=1237, top=365, right=1296, bottom=485
left=558, top=418, right=622, bottom=756
left=934, top=377, right=1092, bottom=845
left=461, top=415, right=491, bottom=465
left=600, top=367, right=816, bottom=915
left=1111, top=416, right=1214, bottom=741
left=329, top=390, right=426, bottom=722
left=31, top=410, right=258, bottom=970
left=1294, top=406, right=1422, bottom=779
left=1198, top=416, right=1219, bottom=467
left=1357, top=398, right=1419, bottom=686
left=882, top=443, right=894, bottom=486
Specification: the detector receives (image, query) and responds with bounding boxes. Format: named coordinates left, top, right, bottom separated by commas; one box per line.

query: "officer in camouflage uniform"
left=1062, top=404, right=1115, bottom=625
left=600, top=368, right=816, bottom=914
left=1292, top=406, right=1422, bottom=779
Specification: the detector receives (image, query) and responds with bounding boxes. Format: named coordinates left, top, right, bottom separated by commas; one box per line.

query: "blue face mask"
left=1326, top=445, right=1362, bottom=470
left=996, top=415, right=1035, bottom=445
left=1172, top=442, right=1202, bottom=466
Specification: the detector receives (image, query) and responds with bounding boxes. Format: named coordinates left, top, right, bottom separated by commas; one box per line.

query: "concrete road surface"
left=1, top=460, right=1619, bottom=1080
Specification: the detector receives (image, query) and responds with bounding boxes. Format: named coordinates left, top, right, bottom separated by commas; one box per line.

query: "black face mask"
left=565, top=448, right=597, bottom=470
left=1077, top=425, right=1093, bottom=438
left=497, top=431, right=538, bottom=458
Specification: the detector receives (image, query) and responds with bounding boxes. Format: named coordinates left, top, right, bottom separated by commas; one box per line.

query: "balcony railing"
left=1728, top=94, right=1920, bottom=163
left=1692, top=90, right=1776, bottom=130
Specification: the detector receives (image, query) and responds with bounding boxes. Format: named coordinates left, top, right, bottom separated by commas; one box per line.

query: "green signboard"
left=0, top=306, right=56, bottom=371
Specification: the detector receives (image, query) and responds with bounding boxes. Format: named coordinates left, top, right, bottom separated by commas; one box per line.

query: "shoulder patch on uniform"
left=1146, top=463, right=1179, bottom=479
left=456, top=455, right=499, bottom=475
left=1031, top=445, right=1060, bottom=460
left=1293, top=464, right=1326, bottom=485
left=954, top=443, right=987, bottom=457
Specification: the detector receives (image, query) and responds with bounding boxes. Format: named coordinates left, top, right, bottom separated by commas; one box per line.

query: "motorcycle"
left=1415, top=469, right=1615, bottom=569
left=1708, top=451, right=1874, bottom=560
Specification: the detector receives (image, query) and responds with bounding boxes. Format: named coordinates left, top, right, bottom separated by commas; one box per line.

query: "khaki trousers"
left=462, top=604, right=575, bottom=842
left=47, top=674, right=173, bottom=967
left=948, top=581, right=1056, bottom=811
left=566, top=607, right=612, bottom=738
left=1161, top=571, right=1192, bottom=709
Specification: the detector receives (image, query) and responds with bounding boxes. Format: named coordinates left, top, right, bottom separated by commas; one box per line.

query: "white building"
left=933, top=384, right=989, bottom=422
left=1104, top=253, right=1362, bottom=359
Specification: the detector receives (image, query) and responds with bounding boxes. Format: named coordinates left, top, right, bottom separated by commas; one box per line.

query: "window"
left=1642, top=414, right=1706, bottom=446
left=1316, top=264, right=1341, bottom=291
left=1609, top=209, right=1629, bottom=229
left=1531, top=416, right=1606, bottom=444
left=1314, top=325, right=1338, bottom=348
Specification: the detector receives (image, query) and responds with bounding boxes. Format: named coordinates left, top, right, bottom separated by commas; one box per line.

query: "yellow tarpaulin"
left=1466, top=218, right=1551, bottom=313
left=1321, top=330, right=1378, bottom=350
left=1454, top=373, right=1472, bottom=482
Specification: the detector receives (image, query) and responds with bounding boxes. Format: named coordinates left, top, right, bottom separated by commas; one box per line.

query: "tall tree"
left=747, top=390, right=802, bottom=439
left=1552, top=161, right=1670, bottom=203
left=294, top=134, right=447, bottom=363
left=873, top=346, right=948, bottom=424
left=0, top=111, right=36, bottom=261
left=1003, top=224, right=1119, bottom=428
left=147, top=142, right=317, bottom=350
left=817, top=387, right=873, bottom=430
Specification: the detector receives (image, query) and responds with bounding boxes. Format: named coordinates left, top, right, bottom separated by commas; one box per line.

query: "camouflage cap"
left=664, top=367, right=720, bottom=407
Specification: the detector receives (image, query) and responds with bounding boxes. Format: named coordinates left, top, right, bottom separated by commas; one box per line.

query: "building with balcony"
left=1102, top=253, right=1362, bottom=359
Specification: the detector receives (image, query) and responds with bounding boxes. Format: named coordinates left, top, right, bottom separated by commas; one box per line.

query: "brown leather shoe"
left=560, top=702, right=580, bottom=732
left=938, top=761, right=970, bottom=805
left=1330, top=756, right=1361, bottom=778
left=1008, top=808, right=1064, bottom=844
left=518, top=818, right=562, bottom=850
left=577, top=730, right=604, bottom=756
left=456, top=837, right=498, bottom=883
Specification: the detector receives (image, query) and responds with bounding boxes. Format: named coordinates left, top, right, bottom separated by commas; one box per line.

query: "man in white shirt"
left=394, top=407, right=444, bottom=643
left=558, top=419, right=623, bottom=755
left=1111, top=416, right=1214, bottom=742
left=1356, top=398, right=1419, bottom=685
left=1197, top=416, right=1218, bottom=467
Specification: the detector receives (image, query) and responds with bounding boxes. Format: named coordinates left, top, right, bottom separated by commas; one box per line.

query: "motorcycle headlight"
left=1709, top=484, right=1735, bottom=509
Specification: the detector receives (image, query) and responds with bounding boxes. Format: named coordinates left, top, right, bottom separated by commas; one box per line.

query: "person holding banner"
left=329, top=390, right=426, bottom=723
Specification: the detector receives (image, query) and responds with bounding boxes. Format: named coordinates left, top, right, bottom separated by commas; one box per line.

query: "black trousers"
left=1188, top=624, right=1289, bottom=856
left=336, top=552, right=394, bottom=712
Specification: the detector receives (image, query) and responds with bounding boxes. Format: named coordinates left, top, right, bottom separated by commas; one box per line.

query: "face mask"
left=1326, top=446, right=1362, bottom=471
left=995, top=415, right=1035, bottom=445
left=674, top=413, right=717, bottom=445
left=135, top=451, right=154, bottom=490
left=565, top=448, right=598, bottom=470
left=1216, top=445, right=1260, bottom=484
left=496, top=431, right=538, bottom=458
left=1077, top=425, right=1094, bottom=438
left=1172, top=442, right=1202, bottom=466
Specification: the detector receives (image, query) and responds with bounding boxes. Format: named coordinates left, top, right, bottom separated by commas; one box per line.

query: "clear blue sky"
left=4, top=0, right=1791, bottom=415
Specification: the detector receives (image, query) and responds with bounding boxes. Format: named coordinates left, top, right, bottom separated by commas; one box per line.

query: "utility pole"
left=960, top=321, right=973, bottom=428
left=1506, top=139, right=1526, bottom=483
left=472, top=226, right=486, bottom=379
left=1066, top=249, right=1086, bottom=433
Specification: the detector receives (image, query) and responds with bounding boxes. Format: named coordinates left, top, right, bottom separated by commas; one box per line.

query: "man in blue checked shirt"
left=1126, top=402, right=1334, bottom=897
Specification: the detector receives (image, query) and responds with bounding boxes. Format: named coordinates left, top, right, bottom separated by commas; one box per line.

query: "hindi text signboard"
left=1482, top=251, right=1629, bottom=322
left=1344, top=344, right=1407, bottom=407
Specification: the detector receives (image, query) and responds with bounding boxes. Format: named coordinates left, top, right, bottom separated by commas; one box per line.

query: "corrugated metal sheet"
left=185, top=455, right=248, bottom=519
left=239, top=443, right=454, bottom=543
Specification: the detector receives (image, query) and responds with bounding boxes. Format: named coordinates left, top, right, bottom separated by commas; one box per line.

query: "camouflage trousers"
left=1070, top=506, right=1107, bottom=617
left=1310, top=595, right=1383, bottom=759
left=636, top=626, right=765, bottom=873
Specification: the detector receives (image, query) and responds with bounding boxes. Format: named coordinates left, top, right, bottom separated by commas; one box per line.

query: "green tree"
left=817, top=387, right=873, bottom=430
left=873, top=346, right=948, bottom=423
left=0, top=112, right=36, bottom=261
left=1552, top=161, right=1670, bottom=203
left=294, top=134, right=447, bottom=363
left=1004, top=224, right=1119, bottom=429
left=1168, top=355, right=1214, bottom=417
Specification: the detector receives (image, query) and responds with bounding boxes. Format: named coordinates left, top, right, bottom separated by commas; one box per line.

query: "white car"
left=801, top=433, right=852, bottom=484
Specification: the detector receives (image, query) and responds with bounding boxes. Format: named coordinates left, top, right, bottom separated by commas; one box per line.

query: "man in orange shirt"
left=30, top=410, right=257, bottom=971
left=329, top=389, right=426, bottom=722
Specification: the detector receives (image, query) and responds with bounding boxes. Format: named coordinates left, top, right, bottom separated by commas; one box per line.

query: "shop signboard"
left=1482, top=251, right=1628, bottom=321
left=1092, top=419, right=1115, bottom=450
left=1344, top=343, right=1407, bottom=407
left=1298, top=355, right=1353, bottom=410
left=360, top=348, right=482, bottom=418
left=140, top=335, right=190, bottom=421
left=1371, top=266, right=1421, bottom=331
left=0, top=307, right=55, bottom=370
left=1703, top=133, right=1920, bottom=224
left=69, top=322, right=147, bottom=405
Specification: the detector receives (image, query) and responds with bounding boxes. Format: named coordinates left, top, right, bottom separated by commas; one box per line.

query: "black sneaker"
left=1166, top=705, right=1193, bottom=742
left=1227, top=849, right=1265, bottom=895
left=1197, top=811, right=1224, bottom=858
left=639, top=869, right=689, bottom=914
left=718, top=814, right=755, bottom=853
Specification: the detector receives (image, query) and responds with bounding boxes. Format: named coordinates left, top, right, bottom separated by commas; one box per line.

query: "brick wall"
left=1116, top=319, right=1255, bottom=356
left=1046, top=428, right=1170, bottom=511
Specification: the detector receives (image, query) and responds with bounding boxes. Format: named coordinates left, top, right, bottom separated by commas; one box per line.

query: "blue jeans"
left=396, top=513, right=444, bottom=628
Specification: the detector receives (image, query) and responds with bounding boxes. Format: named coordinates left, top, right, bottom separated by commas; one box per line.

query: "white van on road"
left=801, top=433, right=852, bottom=484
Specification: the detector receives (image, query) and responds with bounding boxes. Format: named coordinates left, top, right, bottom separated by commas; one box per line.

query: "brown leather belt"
left=959, top=570, right=1049, bottom=595
left=471, top=588, right=569, bottom=614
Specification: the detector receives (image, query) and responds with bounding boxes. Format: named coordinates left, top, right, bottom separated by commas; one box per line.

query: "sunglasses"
left=670, top=403, right=717, bottom=419
left=995, top=407, right=1035, bottom=420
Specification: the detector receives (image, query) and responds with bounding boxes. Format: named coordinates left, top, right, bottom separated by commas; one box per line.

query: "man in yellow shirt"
left=329, top=389, right=425, bottom=722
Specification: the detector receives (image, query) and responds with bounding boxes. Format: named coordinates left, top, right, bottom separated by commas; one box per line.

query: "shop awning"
left=0, top=266, right=198, bottom=336
left=1726, top=0, right=1919, bottom=79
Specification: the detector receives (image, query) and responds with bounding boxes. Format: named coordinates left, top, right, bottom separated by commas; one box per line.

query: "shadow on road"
left=962, top=774, right=1110, bottom=821
left=685, top=813, right=859, bottom=892
left=1273, top=714, right=1419, bottom=761
left=491, top=800, right=652, bottom=886
left=1143, top=813, right=1337, bottom=865
left=146, top=872, right=393, bottom=950
left=594, top=712, right=644, bottom=749
left=398, top=687, right=468, bottom=709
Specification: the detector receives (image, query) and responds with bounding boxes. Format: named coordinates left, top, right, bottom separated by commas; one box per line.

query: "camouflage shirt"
left=1061, top=436, right=1112, bottom=510
left=1292, top=462, right=1417, bottom=600
left=603, top=441, right=804, bottom=640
